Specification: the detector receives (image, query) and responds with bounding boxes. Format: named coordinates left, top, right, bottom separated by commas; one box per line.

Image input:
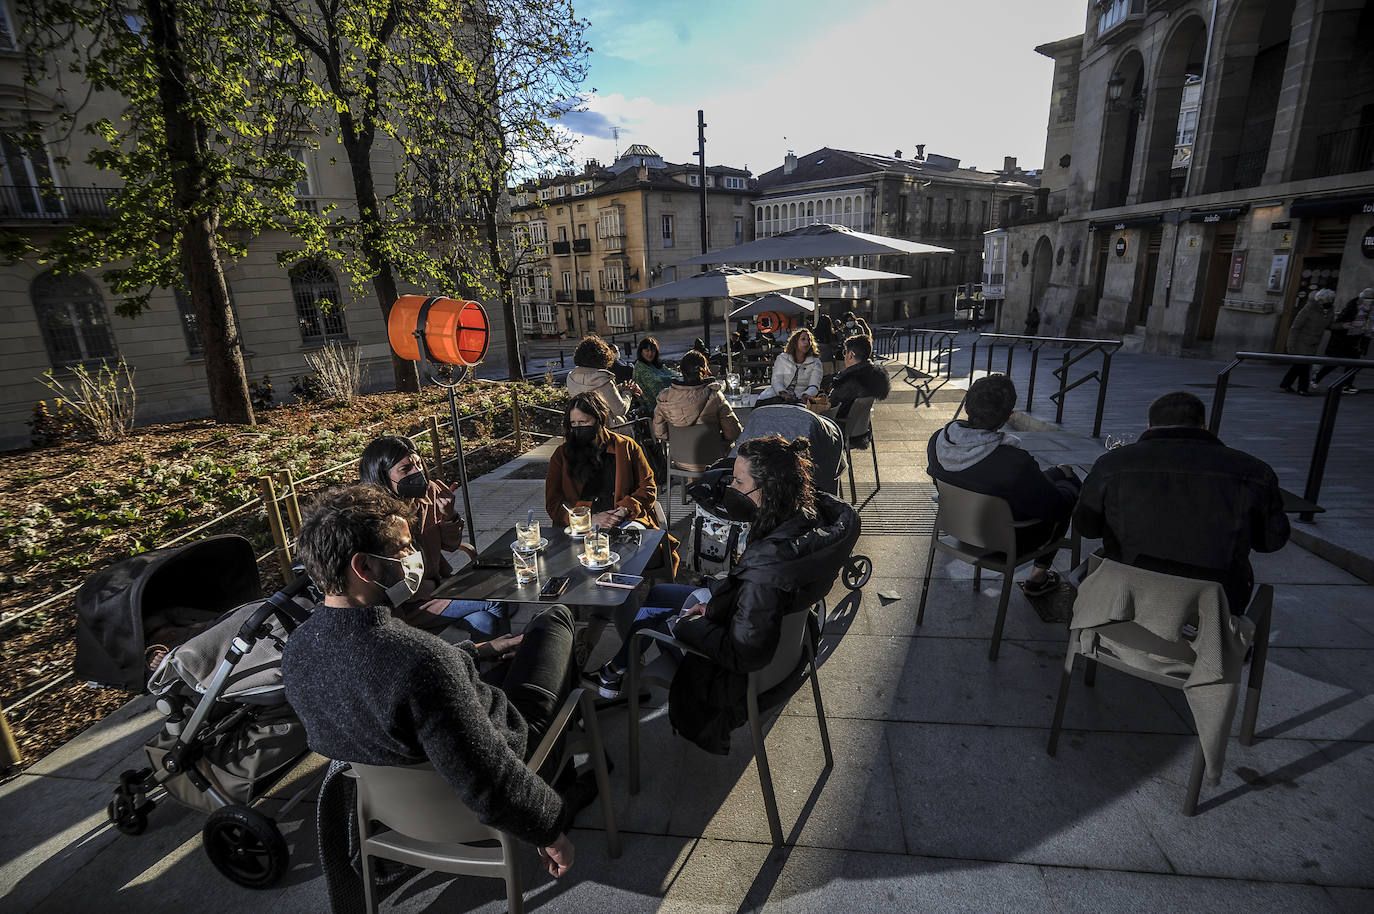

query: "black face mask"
left=394, top=469, right=428, bottom=499
left=567, top=426, right=598, bottom=446
left=721, top=486, right=759, bottom=522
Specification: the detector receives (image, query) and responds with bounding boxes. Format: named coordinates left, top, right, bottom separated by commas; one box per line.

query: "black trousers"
left=480, top=605, right=576, bottom=748
left=1279, top=363, right=1310, bottom=393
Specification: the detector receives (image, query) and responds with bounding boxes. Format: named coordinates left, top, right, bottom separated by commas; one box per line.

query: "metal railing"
left=1313, top=125, right=1374, bottom=179
left=0, top=185, right=120, bottom=219
left=970, top=333, right=1124, bottom=438
left=870, top=323, right=960, bottom=380
left=1210, top=351, right=1373, bottom=521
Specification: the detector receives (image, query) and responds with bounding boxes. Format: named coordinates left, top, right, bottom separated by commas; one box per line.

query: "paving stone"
left=1040, top=866, right=1344, bottom=913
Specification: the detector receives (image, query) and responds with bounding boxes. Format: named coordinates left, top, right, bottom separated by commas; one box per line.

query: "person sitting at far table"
left=653, top=350, right=741, bottom=463
left=565, top=335, right=640, bottom=425
left=828, top=333, right=891, bottom=423
left=761, top=328, right=823, bottom=404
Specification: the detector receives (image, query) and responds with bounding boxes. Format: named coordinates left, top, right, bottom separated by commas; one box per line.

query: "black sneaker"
left=597, top=661, right=625, bottom=700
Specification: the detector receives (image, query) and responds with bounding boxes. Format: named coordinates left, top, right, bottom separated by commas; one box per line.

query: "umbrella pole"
left=812, top=269, right=822, bottom=327
left=724, top=306, right=733, bottom=379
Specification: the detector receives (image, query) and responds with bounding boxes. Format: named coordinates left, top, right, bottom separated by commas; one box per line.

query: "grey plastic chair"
left=663, top=423, right=730, bottom=525
left=1047, top=578, right=1273, bottom=816
left=838, top=396, right=880, bottom=502
left=625, top=605, right=832, bottom=847
left=917, top=480, right=1080, bottom=660
left=349, top=688, right=619, bottom=914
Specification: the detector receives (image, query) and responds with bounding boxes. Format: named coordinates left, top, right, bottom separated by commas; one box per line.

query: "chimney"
left=636, top=165, right=649, bottom=183
left=915, top=144, right=925, bottom=160
left=1003, top=156, right=1018, bottom=174
left=783, top=151, right=798, bottom=175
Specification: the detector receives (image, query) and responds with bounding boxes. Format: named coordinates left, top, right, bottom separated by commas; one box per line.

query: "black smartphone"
left=539, top=576, right=570, bottom=599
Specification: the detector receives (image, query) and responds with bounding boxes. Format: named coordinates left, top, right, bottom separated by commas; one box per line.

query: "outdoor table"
left=724, top=390, right=760, bottom=414
left=433, top=524, right=666, bottom=611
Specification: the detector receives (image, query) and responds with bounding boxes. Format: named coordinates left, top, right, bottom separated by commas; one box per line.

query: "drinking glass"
left=569, top=506, right=591, bottom=535
left=584, top=531, right=611, bottom=565
left=726, top=372, right=741, bottom=395
left=1104, top=432, right=1136, bottom=451
left=516, top=518, right=541, bottom=549
left=511, top=545, right=538, bottom=585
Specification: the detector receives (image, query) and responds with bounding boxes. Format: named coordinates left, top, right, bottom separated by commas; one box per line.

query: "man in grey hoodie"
left=926, top=374, right=1080, bottom=593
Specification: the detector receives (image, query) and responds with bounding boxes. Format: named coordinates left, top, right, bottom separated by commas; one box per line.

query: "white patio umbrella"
left=682, top=223, right=951, bottom=319
left=627, top=266, right=835, bottom=375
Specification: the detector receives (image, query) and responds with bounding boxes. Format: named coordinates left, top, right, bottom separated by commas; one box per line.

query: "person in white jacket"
left=565, top=335, right=639, bottom=424
left=764, top=328, right=823, bottom=402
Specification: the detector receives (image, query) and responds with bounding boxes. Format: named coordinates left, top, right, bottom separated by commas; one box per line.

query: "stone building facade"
left=508, top=145, right=758, bottom=339
left=996, top=0, right=1374, bottom=356
left=753, top=148, right=1037, bottom=323
left=0, top=8, right=505, bottom=449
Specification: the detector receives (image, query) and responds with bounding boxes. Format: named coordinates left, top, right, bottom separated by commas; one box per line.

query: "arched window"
left=290, top=260, right=348, bottom=345
left=31, top=269, right=117, bottom=367
left=825, top=199, right=833, bottom=217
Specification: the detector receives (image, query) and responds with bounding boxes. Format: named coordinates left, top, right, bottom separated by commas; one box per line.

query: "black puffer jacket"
left=830, top=360, right=891, bottom=419
left=669, top=492, right=861, bottom=753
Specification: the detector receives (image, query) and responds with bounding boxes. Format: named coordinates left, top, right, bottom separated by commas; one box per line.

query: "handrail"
left=872, top=324, right=960, bottom=381
left=970, top=333, right=1124, bottom=438
left=1211, top=351, right=1373, bottom=520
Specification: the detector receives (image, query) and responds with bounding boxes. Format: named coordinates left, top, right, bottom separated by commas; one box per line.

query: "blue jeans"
left=439, top=599, right=510, bottom=637
left=609, top=583, right=703, bottom=671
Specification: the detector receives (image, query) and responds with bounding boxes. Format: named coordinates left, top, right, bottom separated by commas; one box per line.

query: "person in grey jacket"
left=1279, top=288, right=1335, bottom=395
left=283, top=484, right=578, bottom=878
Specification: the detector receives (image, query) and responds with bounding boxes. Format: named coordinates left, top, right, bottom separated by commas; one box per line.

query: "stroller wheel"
left=203, top=805, right=289, bottom=889
left=107, top=795, right=149, bottom=836
left=842, top=555, right=873, bottom=590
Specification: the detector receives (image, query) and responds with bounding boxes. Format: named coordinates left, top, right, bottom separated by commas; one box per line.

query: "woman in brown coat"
left=546, top=392, right=679, bottom=575
left=651, top=350, right=741, bottom=447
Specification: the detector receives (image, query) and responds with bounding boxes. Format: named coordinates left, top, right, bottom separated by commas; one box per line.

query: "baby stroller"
left=74, top=534, right=317, bottom=889
left=686, top=459, right=874, bottom=591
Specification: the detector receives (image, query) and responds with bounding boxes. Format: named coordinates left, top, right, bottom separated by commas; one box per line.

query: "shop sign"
left=1114, top=236, right=1128, bottom=257
left=1362, top=226, right=1374, bottom=259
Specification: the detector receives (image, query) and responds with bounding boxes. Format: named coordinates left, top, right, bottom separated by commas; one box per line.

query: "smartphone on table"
left=595, top=572, right=644, bottom=589
left=539, top=576, right=570, bottom=599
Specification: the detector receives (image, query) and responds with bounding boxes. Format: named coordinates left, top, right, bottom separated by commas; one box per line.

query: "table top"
left=433, top=525, right=666, bottom=608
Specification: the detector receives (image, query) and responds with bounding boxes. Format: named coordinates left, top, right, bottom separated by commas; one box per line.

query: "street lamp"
left=1107, top=70, right=1125, bottom=107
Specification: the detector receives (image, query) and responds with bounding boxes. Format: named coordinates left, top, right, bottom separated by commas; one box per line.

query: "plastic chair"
left=1047, top=574, right=1273, bottom=816
left=349, top=688, right=619, bottom=914
left=625, top=606, right=832, bottom=847
left=917, top=480, right=1080, bottom=660
left=662, top=423, right=729, bottom=526
left=838, top=397, right=880, bottom=502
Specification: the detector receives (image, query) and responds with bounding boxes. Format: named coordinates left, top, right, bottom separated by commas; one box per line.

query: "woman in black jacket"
left=598, top=435, right=860, bottom=753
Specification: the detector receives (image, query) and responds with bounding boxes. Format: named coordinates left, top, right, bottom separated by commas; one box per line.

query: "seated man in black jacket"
left=829, top=334, right=892, bottom=422
left=283, top=484, right=577, bottom=878
left=927, top=374, right=1080, bottom=594
left=1075, top=391, right=1290, bottom=613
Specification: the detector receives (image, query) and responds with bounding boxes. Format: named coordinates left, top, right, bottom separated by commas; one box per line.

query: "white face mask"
left=368, top=550, right=425, bottom=607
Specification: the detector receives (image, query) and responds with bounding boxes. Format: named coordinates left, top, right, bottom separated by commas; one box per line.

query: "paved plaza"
left=2, top=336, right=1371, bottom=913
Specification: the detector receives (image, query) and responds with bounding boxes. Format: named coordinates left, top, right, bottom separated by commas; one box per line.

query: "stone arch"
left=1198, top=0, right=1295, bottom=192
left=1139, top=14, right=1209, bottom=202
left=1291, top=1, right=1374, bottom=180
left=1029, top=235, right=1054, bottom=318
left=1094, top=47, right=1147, bottom=209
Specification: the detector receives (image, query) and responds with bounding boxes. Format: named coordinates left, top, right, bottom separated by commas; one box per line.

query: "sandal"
left=1020, top=570, right=1060, bottom=597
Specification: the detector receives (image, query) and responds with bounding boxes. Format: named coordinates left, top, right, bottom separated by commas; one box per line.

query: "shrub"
left=305, top=341, right=365, bottom=404
left=28, top=400, right=79, bottom=448
left=290, top=373, right=324, bottom=404
left=249, top=374, right=275, bottom=411
left=37, top=361, right=137, bottom=443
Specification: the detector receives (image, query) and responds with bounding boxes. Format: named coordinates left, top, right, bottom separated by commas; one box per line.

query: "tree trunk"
left=342, top=137, right=420, bottom=393
left=485, top=206, right=523, bottom=380
left=147, top=0, right=254, bottom=425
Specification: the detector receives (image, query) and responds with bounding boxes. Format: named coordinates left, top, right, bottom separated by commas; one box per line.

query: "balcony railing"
left=575, top=289, right=596, bottom=303
left=1217, top=148, right=1269, bottom=191
left=552, top=240, right=572, bottom=256
left=572, top=238, right=591, bottom=253
left=1313, top=125, right=1374, bottom=179
left=0, top=185, right=119, bottom=220
left=556, top=290, right=573, bottom=303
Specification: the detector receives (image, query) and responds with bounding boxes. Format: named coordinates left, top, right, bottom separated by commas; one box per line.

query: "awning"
left=1088, top=214, right=1163, bottom=232
left=1290, top=193, right=1374, bottom=218
left=1187, top=205, right=1248, bottom=224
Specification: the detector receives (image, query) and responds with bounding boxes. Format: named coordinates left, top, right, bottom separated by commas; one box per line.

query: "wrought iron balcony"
left=572, top=238, right=591, bottom=253
left=552, top=240, right=572, bottom=256
left=575, top=289, right=596, bottom=303
left=0, top=185, right=119, bottom=221
left=556, top=290, right=573, bottom=302
left=1313, top=125, right=1374, bottom=179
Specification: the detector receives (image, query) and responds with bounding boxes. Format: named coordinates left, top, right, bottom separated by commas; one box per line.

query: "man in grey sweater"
left=283, top=484, right=576, bottom=877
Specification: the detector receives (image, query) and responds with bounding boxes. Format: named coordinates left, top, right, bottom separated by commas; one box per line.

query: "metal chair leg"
left=579, top=692, right=620, bottom=858
left=807, top=647, right=833, bottom=768
left=1182, top=742, right=1206, bottom=816
left=973, top=565, right=981, bottom=590
left=628, top=647, right=642, bottom=795
left=1047, top=647, right=1075, bottom=756
left=846, top=441, right=857, bottom=503
left=1084, top=657, right=1097, bottom=687
left=870, top=436, right=880, bottom=493
left=361, top=848, right=380, bottom=914
left=917, top=522, right=939, bottom=626
left=987, top=563, right=1014, bottom=660
left=747, top=683, right=785, bottom=846
left=503, top=837, right=524, bottom=914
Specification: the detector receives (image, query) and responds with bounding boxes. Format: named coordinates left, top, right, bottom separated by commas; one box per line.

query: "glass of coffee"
left=569, top=506, right=592, bottom=535
left=584, top=529, right=611, bottom=565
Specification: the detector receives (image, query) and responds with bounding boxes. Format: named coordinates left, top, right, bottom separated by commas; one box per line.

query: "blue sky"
left=563, top=0, right=1089, bottom=176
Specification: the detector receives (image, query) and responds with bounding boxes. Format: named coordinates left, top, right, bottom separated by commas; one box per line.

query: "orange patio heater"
left=386, top=295, right=493, bottom=550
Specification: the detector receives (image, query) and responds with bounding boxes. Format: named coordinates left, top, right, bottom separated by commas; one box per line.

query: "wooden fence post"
left=1, top=704, right=21, bottom=770
left=279, top=469, right=303, bottom=537
left=258, top=474, right=294, bottom=581
left=428, top=415, right=444, bottom=481
left=512, top=389, right=523, bottom=452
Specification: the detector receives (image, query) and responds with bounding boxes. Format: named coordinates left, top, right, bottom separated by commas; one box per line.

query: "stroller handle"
left=235, top=574, right=313, bottom=644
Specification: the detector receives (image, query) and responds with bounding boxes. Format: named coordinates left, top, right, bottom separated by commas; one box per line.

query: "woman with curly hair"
left=596, top=435, right=860, bottom=756
left=762, top=327, right=823, bottom=403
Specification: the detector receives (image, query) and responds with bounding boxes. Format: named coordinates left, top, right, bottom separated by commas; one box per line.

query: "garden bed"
left=1, top=379, right=568, bottom=772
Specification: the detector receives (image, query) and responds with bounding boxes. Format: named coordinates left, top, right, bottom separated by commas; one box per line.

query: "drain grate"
left=852, top=481, right=938, bottom=535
